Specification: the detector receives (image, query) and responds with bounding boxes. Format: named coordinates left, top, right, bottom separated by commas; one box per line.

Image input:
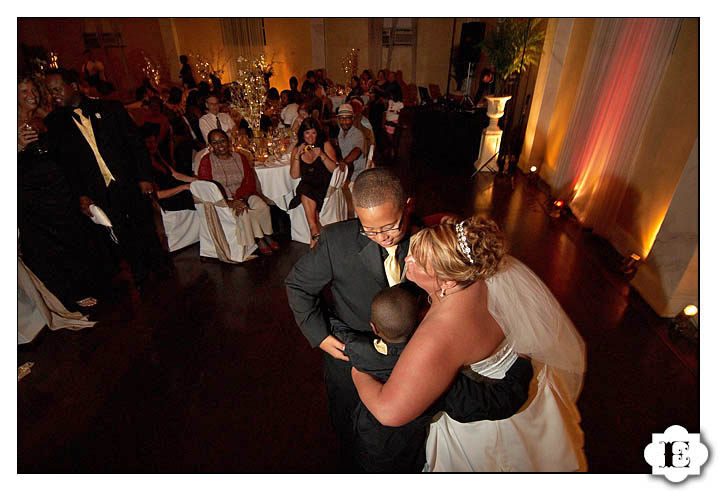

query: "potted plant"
left=481, top=18, right=545, bottom=97
left=479, top=19, right=545, bottom=174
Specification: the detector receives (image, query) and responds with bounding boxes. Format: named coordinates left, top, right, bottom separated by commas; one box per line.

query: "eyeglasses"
left=359, top=214, right=404, bottom=238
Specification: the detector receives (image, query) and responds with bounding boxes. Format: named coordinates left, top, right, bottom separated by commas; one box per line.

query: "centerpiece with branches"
left=229, top=55, right=268, bottom=138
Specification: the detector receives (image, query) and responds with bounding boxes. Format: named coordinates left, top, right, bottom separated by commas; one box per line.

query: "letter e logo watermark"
left=644, top=425, right=708, bottom=483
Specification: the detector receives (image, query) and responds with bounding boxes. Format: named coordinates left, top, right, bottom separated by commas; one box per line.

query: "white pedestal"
left=476, top=128, right=502, bottom=172
left=475, top=96, right=511, bottom=172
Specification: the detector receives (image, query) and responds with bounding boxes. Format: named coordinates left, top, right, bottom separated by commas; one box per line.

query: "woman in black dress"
left=18, top=75, right=108, bottom=308
left=288, top=117, right=339, bottom=248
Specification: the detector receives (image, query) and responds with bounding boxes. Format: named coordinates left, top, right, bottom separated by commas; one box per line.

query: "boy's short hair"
left=370, top=286, right=418, bottom=342
left=353, top=168, right=406, bottom=210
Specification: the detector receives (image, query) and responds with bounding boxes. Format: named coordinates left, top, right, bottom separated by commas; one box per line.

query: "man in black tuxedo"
left=286, top=168, right=532, bottom=471
left=45, top=68, right=167, bottom=290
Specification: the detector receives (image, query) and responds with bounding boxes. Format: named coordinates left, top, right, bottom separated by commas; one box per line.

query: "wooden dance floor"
left=18, top=150, right=698, bottom=473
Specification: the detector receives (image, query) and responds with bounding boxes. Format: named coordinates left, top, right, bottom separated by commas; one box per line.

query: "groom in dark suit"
left=286, top=168, right=532, bottom=471
left=45, top=68, right=167, bottom=290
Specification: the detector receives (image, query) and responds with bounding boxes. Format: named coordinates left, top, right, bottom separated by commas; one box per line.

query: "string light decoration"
left=339, top=48, right=359, bottom=88
left=47, top=51, right=59, bottom=70
left=140, top=51, right=161, bottom=89
left=190, top=50, right=225, bottom=83
left=229, top=55, right=268, bottom=137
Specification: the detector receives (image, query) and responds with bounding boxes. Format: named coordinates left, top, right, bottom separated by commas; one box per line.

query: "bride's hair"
left=410, top=216, right=506, bottom=285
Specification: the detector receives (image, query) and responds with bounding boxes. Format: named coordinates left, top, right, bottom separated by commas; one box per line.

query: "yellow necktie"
left=384, top=245, right=401, bottom=287
left=73, top=109, right=115, bottom=186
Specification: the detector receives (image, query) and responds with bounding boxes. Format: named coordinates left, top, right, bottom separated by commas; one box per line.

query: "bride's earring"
left=440, top=287, right=446, bottom=298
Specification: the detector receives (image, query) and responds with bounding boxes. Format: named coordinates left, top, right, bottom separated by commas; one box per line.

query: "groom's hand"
left=319, top=335, right=350, bottom=361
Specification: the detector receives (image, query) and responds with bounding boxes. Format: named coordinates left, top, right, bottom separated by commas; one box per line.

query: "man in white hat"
left=336, top=103, right=367, bottom=189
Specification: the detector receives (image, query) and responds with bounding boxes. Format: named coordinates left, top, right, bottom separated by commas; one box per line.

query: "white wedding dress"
left=424, top=256, right=587, bottom=472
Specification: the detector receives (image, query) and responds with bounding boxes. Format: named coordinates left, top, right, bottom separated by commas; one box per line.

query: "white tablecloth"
left=254, top=154, right=300, bottom=211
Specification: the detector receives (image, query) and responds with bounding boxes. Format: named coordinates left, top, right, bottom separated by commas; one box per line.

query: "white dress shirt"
left=280, top=103, right=299, bottom=127
left=199, top=112, right=236, bottom=143
left=338, top=125, right=366, bottom=182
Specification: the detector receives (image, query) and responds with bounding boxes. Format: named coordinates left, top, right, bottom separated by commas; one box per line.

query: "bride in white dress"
left=351, top=216, right=587, bottom=472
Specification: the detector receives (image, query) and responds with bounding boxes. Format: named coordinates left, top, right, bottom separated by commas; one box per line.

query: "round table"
left=254, top=154, right=300, bottom=211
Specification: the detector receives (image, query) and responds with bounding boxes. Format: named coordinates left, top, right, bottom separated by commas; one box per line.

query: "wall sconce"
left=669, top=304, right=698, bottom=342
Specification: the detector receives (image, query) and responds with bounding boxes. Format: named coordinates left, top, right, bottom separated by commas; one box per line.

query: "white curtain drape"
left=220, top=18, right=265, bottom=82
left=552, top=18, right=681, bottom=236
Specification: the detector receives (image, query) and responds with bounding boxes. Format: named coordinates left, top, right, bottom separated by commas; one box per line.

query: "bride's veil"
left=486, top=255, right=587, bottom=401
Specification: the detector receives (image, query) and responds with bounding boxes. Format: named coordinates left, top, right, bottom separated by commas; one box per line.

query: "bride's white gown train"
left=424, top=256, right=587, bottom=472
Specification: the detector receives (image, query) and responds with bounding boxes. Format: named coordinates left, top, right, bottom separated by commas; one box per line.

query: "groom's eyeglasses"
left=359, top=214, right=404, bottom=238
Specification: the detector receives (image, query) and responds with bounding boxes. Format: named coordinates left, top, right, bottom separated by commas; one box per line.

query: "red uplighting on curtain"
left=553, top=18, right=681, bottom=255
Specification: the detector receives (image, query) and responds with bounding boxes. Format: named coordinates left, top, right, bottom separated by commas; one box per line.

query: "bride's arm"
left=351, top=324, right=461, bottom=427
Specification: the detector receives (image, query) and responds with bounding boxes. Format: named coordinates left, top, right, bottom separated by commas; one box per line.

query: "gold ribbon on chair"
left=192, top=195, right=239, bottom=264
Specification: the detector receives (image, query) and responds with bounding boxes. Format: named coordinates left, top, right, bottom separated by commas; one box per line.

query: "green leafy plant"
left=481, top=18, right=545, bottom=96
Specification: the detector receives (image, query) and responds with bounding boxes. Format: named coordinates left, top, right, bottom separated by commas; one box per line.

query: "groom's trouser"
left=323, top=352, right=362, bottom=472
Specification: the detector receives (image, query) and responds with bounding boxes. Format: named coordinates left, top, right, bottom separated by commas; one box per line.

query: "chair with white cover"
left=288, top=165, right=348, bottom=244
left=192, top=148, right=210, bottom=175
left=160, top=208, right=200, bottom=252
left=190, top=181, right=258, bottom=262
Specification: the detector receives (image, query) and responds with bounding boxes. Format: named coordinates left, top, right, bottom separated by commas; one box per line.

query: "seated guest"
left=280, top=90, right=299, bottom=128
left=209, top=73, right=222, bottom=94
left=142, top=96, right=172, bottom=163
left=198, top=129, right=279, bottom=255
left=80, top=49, right=105, bottom=88
left=395, top=70, right=410, bottom=103
left=195, top=81, right=212, bottom=113
left=314, top=84, right=334, bottom=123
left=385, top=71, right=403, bottom=102
left=371, top=69, right=389, bottom=101
left=164, top=86, right=186, bottom=120
left=288, top=117, right=339, bottom=248
left=290, top=103, right=311, bottom=133
left=315, top=68, right=333, bottom=88
left=95, top=80, right=116, bottom=99
left=301, top=70, right=317, bottom=93
left=289, top=76, right=302, bottom=104
left=336, top=104, right=367, bottom=187
left=184, top=98, right=206, bottom=145
left=143, top=130, right=196, bottom=211
left=125, top=86, right=150, bottom=124
left=165, top=87, right=197, bottom=175
left=369, top=70, right=389, bottom=131
left=360, top=69, right=373, bottom=95
left=265, top=87, right=281, bottom=125
left=199, top=94, right=236, bottom=143
left=260, top=113, right=274, bottom=135
left=347, top=95, right=373, bottom=132
left=347, top=75, right=362, bottom=99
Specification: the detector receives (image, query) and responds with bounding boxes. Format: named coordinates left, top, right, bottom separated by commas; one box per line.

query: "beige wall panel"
left=415, top=18, right=453, bottom=93
left=264, top=18, right=313, bottom=92
left=324, top=18, right=370, bottom=87
left=171, top=18, right=228, bottom=82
